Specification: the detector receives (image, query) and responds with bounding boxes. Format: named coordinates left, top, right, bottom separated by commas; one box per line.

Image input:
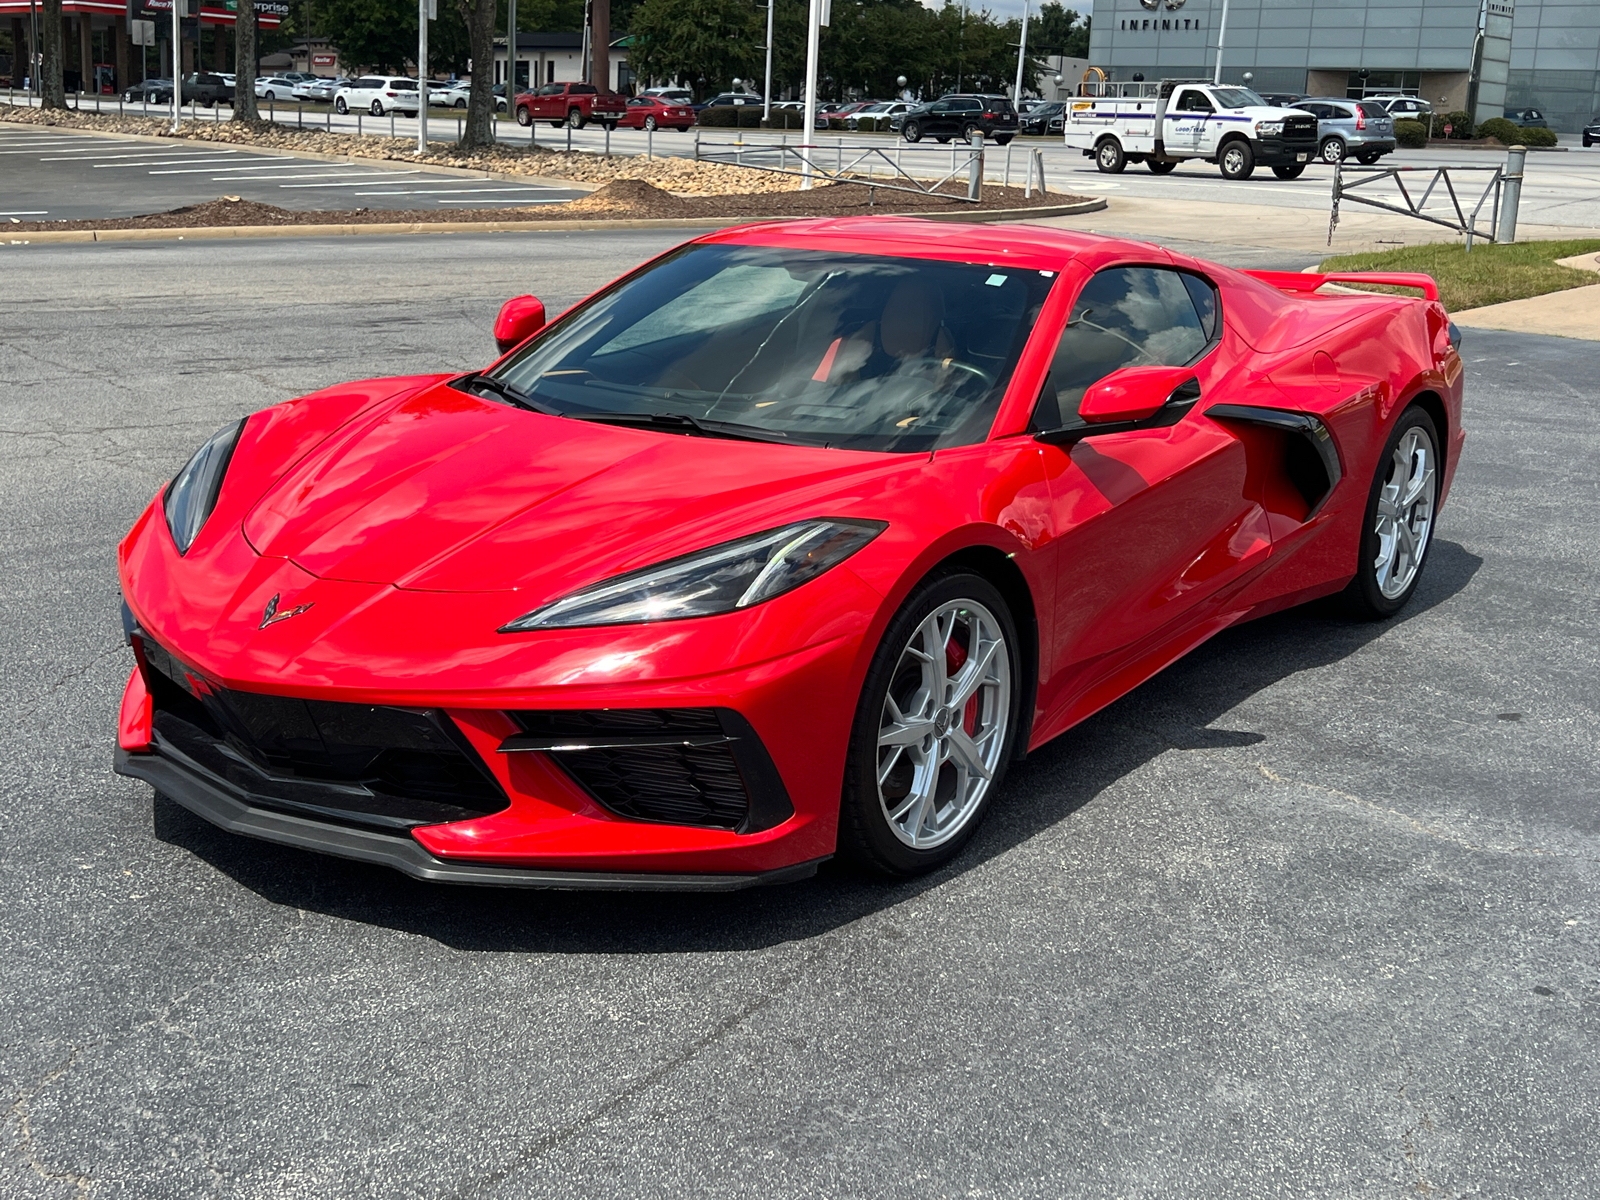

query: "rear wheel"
left=332, top=96, right=344, bottom=113
left=567, top=106, right=586, bottom=129
left=1345, top=407, right=1440, bottom=619
left=1356, top=149, right=1383, bottom=165
left=961, top=121, right=981, bottom=141
left=1218, top=139, right=1255, bottom=180
left=1272, top=163, right=1306, bottom=179
left=1147, top=158, right=1177, bottom=174
left=370, top=100, right=383, bottom=116
left=643, top=115, right=657, bottom=132
left=1320, top=137, right=1346, bottom=164
left=454, top=98, right=467, bottom=109
left=1095, top=137, right=1127, bottom=173
left=839, top=572, right=1020, bottom=877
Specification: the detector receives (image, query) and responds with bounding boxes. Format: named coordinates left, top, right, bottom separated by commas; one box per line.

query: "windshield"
left=488, top=245, right=1056, bottom=452
left=1212, top=87, right=1267, bottom=109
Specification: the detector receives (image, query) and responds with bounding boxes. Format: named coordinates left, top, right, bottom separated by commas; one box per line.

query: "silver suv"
left=1291, top=97, right=1397, bottom=164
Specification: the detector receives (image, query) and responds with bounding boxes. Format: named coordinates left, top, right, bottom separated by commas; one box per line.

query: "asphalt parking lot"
left=0, top=128, right=585, bottom=220
left=1, top=229, right=1596, bottom=1199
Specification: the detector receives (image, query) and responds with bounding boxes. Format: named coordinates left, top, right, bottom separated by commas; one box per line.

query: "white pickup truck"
left=1063, top=80, right=1320, bottom=181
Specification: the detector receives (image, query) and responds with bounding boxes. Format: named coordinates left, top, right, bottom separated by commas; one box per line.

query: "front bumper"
left=117, top=748, right=821, bottom=890
left=1253, top=135, right=1320, bottom=166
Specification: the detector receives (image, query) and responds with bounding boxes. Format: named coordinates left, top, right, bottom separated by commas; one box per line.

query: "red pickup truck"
left=514, top=82, right=628, bottom=130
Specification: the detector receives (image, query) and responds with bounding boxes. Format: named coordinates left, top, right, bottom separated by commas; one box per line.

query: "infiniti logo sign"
left=1140, top=0, right=1186, bottom=9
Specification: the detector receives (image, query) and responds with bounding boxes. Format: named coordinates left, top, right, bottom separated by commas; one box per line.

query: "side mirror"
left=493, top=295, right=546, bottom=355
left=1079, top=365, right=1202, bottom=424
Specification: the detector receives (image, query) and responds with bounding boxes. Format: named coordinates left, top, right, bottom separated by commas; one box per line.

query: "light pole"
left=801, top=0, right=821, bottom=188
left=1011, top=0, right=1030, bottom=104
left=170, top=0, right=181, bottom=131
left=417, top=0, right=429, bottom=151
left=762, top=0, right=774, bottom=123
left=1212, top=0, right=1229, bottom=85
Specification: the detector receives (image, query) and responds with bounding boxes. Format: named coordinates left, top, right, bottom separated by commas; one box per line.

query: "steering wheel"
left=896, top=357, right=995, bottom=387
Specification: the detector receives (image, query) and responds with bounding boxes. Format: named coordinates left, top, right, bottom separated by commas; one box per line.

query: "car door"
left=1167, top=87, right=1212, bottom=153
left=1031, top=264, right=1272, bottom=712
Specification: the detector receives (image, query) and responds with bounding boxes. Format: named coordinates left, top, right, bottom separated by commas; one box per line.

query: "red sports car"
left=619, top=95, right=696, bottom=132
left=115, top=219, right=1464, bottom=889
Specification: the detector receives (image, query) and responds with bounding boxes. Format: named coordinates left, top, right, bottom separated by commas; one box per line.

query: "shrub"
left=1443, top=110, right=1474, bottom=138
left=1520, top=125, right=1558, bottom=147
left=854, top=115, right=878, bottom=133
left=1394, top=118, right=1428, bottom=149
left=1475, top=116, right=1522, bottom=144
left=736, top=105, right=762, bottom=128
left=698, top=106, right=737, bottom=127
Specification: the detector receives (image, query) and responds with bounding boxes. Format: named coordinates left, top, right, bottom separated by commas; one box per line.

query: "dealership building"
left=1087, top=0, right=1599, bottom=132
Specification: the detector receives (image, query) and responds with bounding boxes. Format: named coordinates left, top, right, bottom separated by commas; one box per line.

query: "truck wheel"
left=567, top=107, right=586, bottom=130
left=602, top=121, right=618, bottom=132
left=902, top=120, right=923, bottom=143
left=1218, top=139, right=1255, bottom=180
left=1320, top=138, right=1346, bottom=164
left=516, top=105, right=531, bottom=126
left=1272, top=164, right=1306, bottom=179
left=1095, top=138, right=1126, bottom=173
left=1147, top=159, right=1177, bottom=174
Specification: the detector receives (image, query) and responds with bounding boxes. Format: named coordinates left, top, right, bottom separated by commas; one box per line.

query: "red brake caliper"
left=944, top=638, right=980, bottom=736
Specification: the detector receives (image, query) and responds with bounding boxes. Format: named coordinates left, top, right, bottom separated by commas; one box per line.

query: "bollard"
left=694, top=127, right=701, bottom=161
left=297, top=103, right=302, bottom=129
left=1003, top=142, right=1012, bottom=189
left=605, top=123, right=611, bottom=157
left=565, top=122, right=572, bottom=152
left=326, top=107, right=330, bottom=132
left=967, top=129, right=984, bottom=201
left=1034, top=148, right=1046, bottom=196
left=269, top=97, right=274, bottom=122
left=647, top=127, right=653, bottom=159
left=1496, top=145, right=1525, bottom=244
left=391, top=111, right=395, bottom=137
left=358, top=113, right=362, bottom=137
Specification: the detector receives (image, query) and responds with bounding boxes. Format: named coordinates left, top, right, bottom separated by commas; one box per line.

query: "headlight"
left=499, top=518, right=887, bottom=632
left=1255, top=120, right=1285, bottom=136
left=163, top=419, right=244, bottom=555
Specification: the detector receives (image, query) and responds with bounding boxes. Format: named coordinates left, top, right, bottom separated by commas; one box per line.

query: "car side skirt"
left=115, top=749, right=824, bottom=892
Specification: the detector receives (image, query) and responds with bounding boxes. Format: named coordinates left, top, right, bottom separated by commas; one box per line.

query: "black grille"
left=506, top=709, right=793, bottom=834
left=139, top=638, right=507, bottom=832
left=1283, top=114, right=1318, bottom=144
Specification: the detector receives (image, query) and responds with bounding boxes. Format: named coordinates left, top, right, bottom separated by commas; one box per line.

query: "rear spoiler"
left=1243, top=270, right=1440, bottom=303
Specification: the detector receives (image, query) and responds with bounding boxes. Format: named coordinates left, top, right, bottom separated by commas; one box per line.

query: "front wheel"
left=1218, top=139, right=1255, bottom=180
left=839, top=572, right=1020, bottom=877
left=902, top=120, right=923, bottom=143
left=1147, top=158, right=1177, bottom=174
left=601, top=121, right=617, bottom=132
left=567, top=107, right=585, bottom=129
left=1344, top=407, right=1441, bottom=619
left=1272, top=163, right=1307, bottom=179
left=643, top=115, right=657, bottom=132
left=516, top=105, right=531, bottom=126
left=1095, top=138, right=1126, bottom=173
left=1320, top=137, right=1346, bottom=164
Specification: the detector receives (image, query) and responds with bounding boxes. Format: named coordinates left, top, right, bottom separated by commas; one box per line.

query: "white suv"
left=335, top=76, right=420, bottom=116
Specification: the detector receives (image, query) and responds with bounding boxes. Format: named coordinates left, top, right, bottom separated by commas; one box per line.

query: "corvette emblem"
left=259, top=593, right=314, bottom=630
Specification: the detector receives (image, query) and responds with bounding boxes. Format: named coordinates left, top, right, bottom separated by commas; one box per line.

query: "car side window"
left=573, top=84, right=597, bottom=95
left=1032, top=267, right=1217, bottom=432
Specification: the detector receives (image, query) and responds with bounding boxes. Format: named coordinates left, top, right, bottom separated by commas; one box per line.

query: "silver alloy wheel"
left=1322, top=138, right=1345, bottom=163
left=1373, top=425, right=1437, bottom=598
left=876, top=599, right=1011, bottom=850
left=1223, top=144, right=1247, bottom=174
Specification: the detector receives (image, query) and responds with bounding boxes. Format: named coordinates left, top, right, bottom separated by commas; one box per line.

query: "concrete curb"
left=1, top=198, right=1107, bottom=245
left=0, top=115, right=604, bottom=191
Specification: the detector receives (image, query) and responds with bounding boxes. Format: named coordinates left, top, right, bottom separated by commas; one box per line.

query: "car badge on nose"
left=259, top=593, right=315, bottom=630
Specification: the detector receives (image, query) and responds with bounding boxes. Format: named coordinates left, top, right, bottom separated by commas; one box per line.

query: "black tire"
left=1272, top=163, right=1307, bottom=179
left=1320, top=137, right=1346, bottom=164
left=838, top=570, right=1022, bottom=877
left=1343, top=406, right=1442, bottom=620
left=643, top=115, right=657, bottom=132
left=370, top=99, right=383, bottom=116
left=935, top=135, right=951, bottom=144
left=516, top=105, right=531, bottom=126
left=454, top=98, right=467, bottom=109
left=567, top=106, right=585, bottom=129
left=961, top=121, right=980, bottom=141
left=1218, top=138, right=1255, bottom=180
left=1095, top=137, right=1126, bottom=173
left=1356, top=149, right=1382, bottom=165
left=902, top=119, right=922, bottom=143
left=601, top=121, right=618, bottom=132
left=993, top=134, right=1013, bottom=146
left=1147, top=158, right=1177, bottom=174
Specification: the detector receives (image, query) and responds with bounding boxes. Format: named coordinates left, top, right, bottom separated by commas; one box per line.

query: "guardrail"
left=1329, top=156, right=1523, bottom=250
left=693, top=133, right=991, bottom=202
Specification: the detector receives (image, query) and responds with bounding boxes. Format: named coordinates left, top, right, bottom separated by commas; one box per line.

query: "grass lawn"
left=1319, top=239, right=1600, bottom=312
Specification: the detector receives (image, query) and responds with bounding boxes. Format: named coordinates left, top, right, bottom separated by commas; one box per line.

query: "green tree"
left=316, top=0, right=417, bottom=72
left=1030, top=2, right=1086, bottom=60
left=629, top=0, right=762, bottom=100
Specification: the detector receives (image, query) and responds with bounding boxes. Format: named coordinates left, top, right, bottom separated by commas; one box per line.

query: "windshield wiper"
left=568, top=410, right=796, bottom=445
left=454, top=372, right=560, bottom=415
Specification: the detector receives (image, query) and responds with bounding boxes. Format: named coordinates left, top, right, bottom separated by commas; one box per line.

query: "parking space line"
left=433, top=198, right=568, bottom=204
left=42, top=149, right=239, bottom=162
left=348, top=187, right=559, bottom=196
left=0, top=210, right=49, bottom=216
left=156, top=163, right=342, bottom=176
left=274, top=175, right=427, bottom=188
left=95, top=156, right=251, bottom=169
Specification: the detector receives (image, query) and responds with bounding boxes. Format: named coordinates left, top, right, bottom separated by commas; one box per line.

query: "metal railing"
left=693, top=133, right=988, bottom=202
left=1329, top=160, right=1514, bottom=250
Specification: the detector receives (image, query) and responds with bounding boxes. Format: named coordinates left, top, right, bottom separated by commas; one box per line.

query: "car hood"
left=240, top=379, right=907, bottom=599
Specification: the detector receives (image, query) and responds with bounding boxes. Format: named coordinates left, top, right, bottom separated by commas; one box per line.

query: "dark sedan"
left=1020, top=100, right=1064, bottom=135
left=1584, top=117, right=1600, bottom=148
left=123, top=78, right=174, bottom=104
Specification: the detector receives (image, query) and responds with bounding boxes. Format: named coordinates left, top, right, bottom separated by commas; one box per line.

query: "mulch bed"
left=1, top=178, right=1087, bottom=234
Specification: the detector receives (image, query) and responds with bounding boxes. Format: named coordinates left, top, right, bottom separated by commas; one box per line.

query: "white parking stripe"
left=95, top=156, right=252, bottom=169
left=434, top=198, right=569, bottom=204
left=348, top=187, right=558, bottom=195
left=273, top=175, right=427, bottom=188
left=42, top=149, right=239, bottom=162
left=158, top=164, right=357, bottom=177
left=0, top=210, right=49, bottom=216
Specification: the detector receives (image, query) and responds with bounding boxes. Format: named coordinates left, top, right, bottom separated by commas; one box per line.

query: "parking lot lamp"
left=1012, top=0, right=1029, bottom=104
left=418, top=0, right=429, bottom=150
left=763, top=0, right=774, bottom=122
left=170, top=0, right=180, bottom=131
left=801, top=0, right=822, bottom=187
left=1212, top=0, right=1229, bottom=84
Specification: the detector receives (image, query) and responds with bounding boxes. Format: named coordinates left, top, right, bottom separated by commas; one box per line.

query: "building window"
left=1347, top=71, right=1420, bottom=99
